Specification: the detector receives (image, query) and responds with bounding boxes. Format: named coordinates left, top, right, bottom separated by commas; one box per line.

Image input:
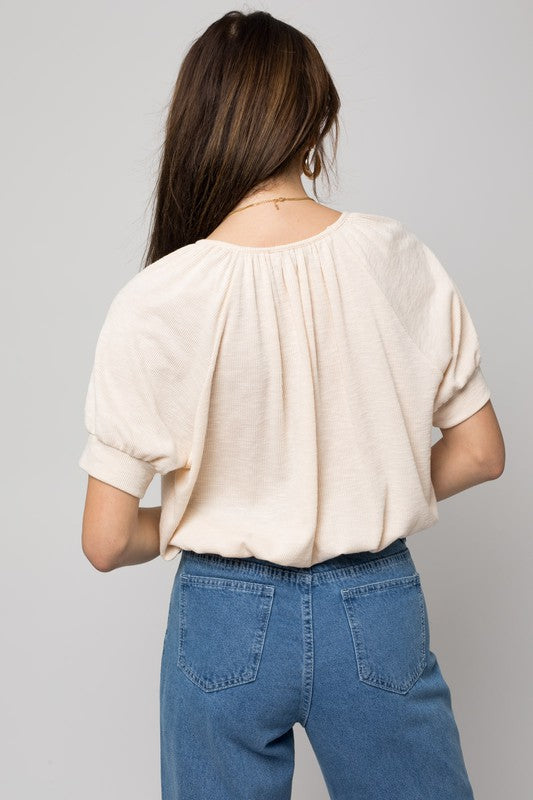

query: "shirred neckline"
left=195, top=210, right=351, bottom=254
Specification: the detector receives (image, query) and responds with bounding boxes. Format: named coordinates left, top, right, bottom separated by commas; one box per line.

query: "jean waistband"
left=180, top=537, right=409, bottom=582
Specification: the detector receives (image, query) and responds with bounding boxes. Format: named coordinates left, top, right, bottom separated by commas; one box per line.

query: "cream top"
left=78, top=211, right=491, bottom=567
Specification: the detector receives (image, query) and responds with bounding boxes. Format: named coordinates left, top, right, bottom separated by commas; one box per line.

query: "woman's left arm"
left=81, top=475, right=161, bottom=571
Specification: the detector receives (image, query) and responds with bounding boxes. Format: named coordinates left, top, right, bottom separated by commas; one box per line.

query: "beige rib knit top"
left=79, top=211, right=491, bottom=567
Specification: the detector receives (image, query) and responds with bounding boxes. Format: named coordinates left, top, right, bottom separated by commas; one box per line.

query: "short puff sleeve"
left=79, top=289, right=187, bottom=498
left=420, top=242, right=491, bottom=429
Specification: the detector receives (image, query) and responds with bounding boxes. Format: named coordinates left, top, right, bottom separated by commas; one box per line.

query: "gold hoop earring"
left=302, top=147, right=322, bottom=179
left=302, top=149, right=313, bottom=178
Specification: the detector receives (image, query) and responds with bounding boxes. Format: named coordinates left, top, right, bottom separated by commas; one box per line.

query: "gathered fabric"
left=79, top=211, right=491, bottom=567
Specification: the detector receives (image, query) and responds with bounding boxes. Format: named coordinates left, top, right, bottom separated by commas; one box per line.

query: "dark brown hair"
left=142, top=9, right=340, bottom=268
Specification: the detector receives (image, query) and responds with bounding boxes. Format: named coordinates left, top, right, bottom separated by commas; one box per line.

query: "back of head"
left=143, top=9, right=340, bottom=267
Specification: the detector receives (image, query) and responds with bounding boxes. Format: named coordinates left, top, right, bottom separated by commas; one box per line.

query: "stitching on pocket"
left=177, top=574, right=275, bottom=691
left=341, top=573, right=427, bottom=694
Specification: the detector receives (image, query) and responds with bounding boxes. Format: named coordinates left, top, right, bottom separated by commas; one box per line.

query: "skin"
left=81, top=168, right=506, bottom=572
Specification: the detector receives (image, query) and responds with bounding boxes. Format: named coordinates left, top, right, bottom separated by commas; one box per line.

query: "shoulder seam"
left=348, top=221, right=445, bottom=378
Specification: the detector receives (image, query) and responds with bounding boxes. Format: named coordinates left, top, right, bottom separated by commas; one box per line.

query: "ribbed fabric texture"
left=79, top=211, right=491, bottom=567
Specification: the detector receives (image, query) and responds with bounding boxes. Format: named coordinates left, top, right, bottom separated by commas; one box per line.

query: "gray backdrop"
left=2, top=1, right=531, bottom=797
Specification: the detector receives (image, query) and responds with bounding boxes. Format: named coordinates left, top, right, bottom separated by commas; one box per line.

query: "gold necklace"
left=226, top=196, right=315, bottom=216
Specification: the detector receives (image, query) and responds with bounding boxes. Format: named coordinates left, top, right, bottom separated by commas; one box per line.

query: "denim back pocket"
left=341, top=573, right=427, bottom=694
left=177, top=574, right=275, bottom=692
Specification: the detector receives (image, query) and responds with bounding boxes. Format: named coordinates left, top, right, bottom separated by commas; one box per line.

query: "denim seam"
left=299, top=583, right=315, bottom=727
left=341, top=573, right=420, bottom=598
left=181, top=574, right=275, bottom=595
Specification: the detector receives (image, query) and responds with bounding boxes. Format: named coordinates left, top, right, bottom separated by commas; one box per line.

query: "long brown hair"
left=142, top=9, right=340, bottom=269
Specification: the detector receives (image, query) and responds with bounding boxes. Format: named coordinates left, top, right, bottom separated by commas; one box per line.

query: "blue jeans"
left=160, top=537, right=475, bottom=799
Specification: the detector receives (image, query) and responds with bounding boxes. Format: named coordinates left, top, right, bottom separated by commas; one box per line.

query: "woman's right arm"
left=430, top=399, right=505, bottom=501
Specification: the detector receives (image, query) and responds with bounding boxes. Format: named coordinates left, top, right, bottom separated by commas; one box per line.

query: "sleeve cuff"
left=432, top=364, right=491, bottom=429
left=78, top=433, right=157, bottom=498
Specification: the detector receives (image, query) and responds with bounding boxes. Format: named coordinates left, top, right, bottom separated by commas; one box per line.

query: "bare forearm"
left=113, top=506, right=162, bottom=568
left=430, top=436, right=497, bottom=501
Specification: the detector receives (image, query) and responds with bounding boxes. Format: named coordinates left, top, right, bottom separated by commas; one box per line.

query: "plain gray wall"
left=2, top=1, right=531, bottom=797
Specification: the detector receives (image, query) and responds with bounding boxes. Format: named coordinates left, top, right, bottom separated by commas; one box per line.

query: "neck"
left=234, top=166, right=310, bottom=212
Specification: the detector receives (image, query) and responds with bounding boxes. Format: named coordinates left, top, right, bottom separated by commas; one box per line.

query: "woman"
left=79, top=10, right=505, bottom=800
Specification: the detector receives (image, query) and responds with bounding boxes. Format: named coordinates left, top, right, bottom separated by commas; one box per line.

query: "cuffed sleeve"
left=79, top=433, right=157, bottom=498
left=79, top=287, right=188, bottom=497
left=432, top=362, right=491, bottom=429
left=422, top=245, right=491, bottom=429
